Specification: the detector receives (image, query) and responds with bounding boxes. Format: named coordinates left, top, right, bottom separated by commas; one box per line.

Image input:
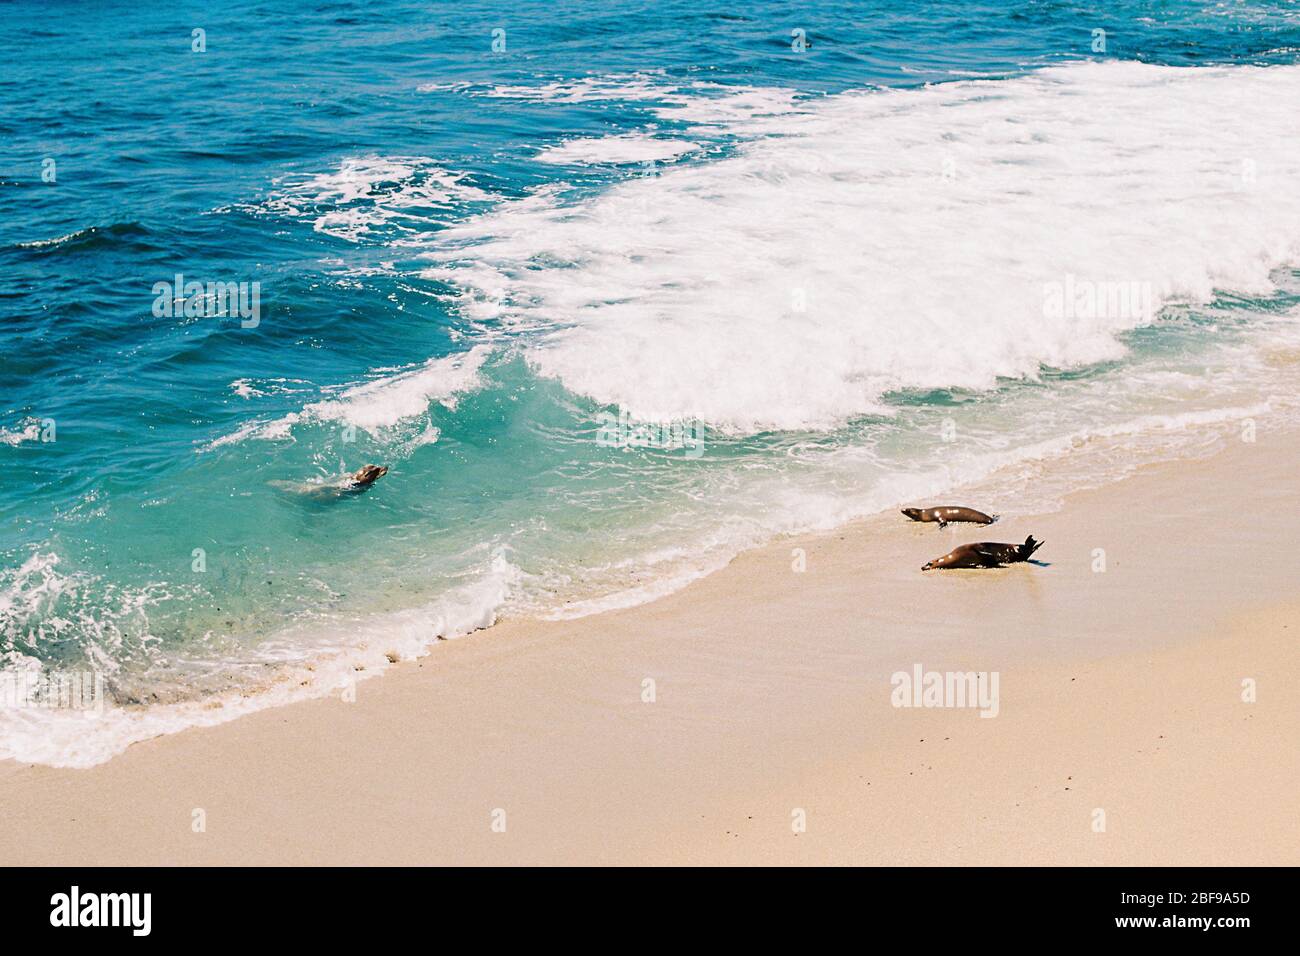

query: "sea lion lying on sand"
left=902, top=506, right=998, bottom=528
left=922, top=535, right=1043, bottom=571
left=270, top=464, right=388, bottom=500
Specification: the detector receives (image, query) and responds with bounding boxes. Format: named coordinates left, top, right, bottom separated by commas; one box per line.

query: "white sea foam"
left=0, top=418, right=42, bottom=446
left=428, top=75, right=809, bottom=138
left=299, top=344, right=489, bottom=431
left=425, top=61, right=1300, bottom=432
left=535, top=134, right=699, bottom=166
left=228, top=377, right=311, bottom=399
left=419, top=73, right=806, bottom=128
left=0, top=553, right=520, bottom=768
left=0, top=552, right=172, bottom=688
left=203, top=345, right=490, bottom=449
left=444, top=74, right=671, bottom=102
left=254, top=156, right=491, bottom=242
left=0, top=552, right=69, bottom=625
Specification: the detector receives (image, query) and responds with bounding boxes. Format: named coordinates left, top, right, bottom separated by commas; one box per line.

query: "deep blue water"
left=3, top=0, right=1300, bottom=763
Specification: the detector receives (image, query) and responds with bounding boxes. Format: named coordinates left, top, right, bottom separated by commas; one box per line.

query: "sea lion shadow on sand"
left=268, top=464, right=388, bottom=503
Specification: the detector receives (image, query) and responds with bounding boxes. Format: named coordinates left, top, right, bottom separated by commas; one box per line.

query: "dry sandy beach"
left=1, top=426, right=1296, bottom=866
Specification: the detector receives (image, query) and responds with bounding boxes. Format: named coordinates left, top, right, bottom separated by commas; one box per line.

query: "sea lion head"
left=901, top=508, right=923, bottom=521
left=351, top=464, right=388, bottom=487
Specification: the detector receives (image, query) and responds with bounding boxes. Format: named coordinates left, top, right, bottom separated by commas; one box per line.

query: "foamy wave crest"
left=420, top=73, right=671, bottom=102
left=0, top=553, right=521, bottom=768
left=0, top=552, right=173, bottom=682
left=300, top=344, right=490, bottom=431
left=425, top=61, right=1300, bottom=432
left=0, top=553, right=70, bottom=631
left=536, top=134, right=699, bottom=166
left=204, top=345, right=490, bottom=449
left=249, top=155, right=491, bottom=243
left=429, top=76, right=810, bottom=142
left=419, top=73, right=807, bottom=127
left=228, top=377, right=312, bottom=400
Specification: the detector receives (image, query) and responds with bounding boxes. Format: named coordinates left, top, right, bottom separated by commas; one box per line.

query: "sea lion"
left=350, top=464, right=387, bottom=487
left=922, top=535, right=1043, bottom=571
left=270, top=464, right=388, bottom=500
left=902, top=506, right=998, bottom=529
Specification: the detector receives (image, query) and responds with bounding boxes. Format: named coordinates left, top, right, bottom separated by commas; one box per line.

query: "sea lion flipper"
left=1019, top=535, right=1044, bottom=561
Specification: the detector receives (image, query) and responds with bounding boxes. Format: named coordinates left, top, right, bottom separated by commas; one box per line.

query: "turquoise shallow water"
left=3, top=1, right=1300, bottom=764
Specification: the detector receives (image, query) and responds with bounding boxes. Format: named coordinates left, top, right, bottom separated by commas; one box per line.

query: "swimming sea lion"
left=270, top=464, right=388, bottom=501
left=922, top=535, right=1043, bottom=571
left=902, top=506, right=998, bottom=528
left=350, top=464, right=388, bottom=487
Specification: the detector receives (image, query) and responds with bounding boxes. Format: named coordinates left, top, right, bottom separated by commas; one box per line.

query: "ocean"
left=3, top=0, right=1300, bottom=766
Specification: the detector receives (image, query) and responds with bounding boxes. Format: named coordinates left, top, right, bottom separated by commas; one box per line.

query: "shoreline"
left=1, top=425, right=1297, bottom=864
left=0, top=405, right=1275, bottom=770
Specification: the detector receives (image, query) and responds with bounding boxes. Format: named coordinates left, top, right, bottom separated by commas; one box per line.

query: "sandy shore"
left=1, top=426, right=1297, bottom=865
